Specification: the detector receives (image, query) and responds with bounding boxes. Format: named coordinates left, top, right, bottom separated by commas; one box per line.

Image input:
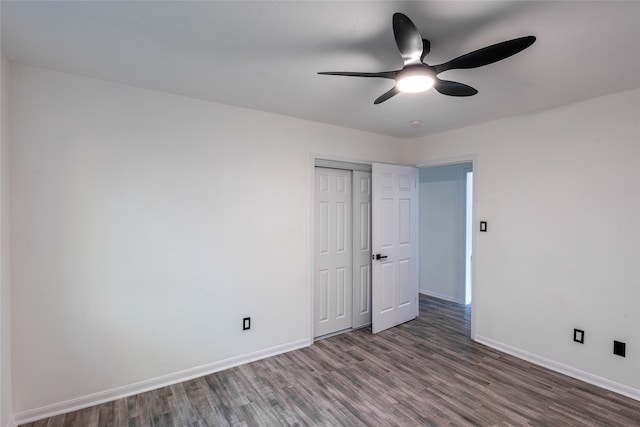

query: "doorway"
left=418, top=162, right=473, bottom=305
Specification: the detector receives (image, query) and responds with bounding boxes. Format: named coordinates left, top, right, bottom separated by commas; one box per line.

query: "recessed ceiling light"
left=409, top=120, right=422, bottom=127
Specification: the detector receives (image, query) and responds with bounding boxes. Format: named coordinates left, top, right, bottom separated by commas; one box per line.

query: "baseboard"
left=475, top=335, right=640, bottom=401
left=419, top=289, right=465, bottom=305
left=14, top=338, right=311, bottom=425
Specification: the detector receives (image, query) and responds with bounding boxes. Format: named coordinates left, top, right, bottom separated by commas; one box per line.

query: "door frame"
left=310, top=155, right=373, bottom=341
left=416, top=155, right=478, bottom=341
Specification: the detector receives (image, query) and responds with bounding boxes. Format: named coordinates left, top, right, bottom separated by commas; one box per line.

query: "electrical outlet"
left=573, top=329, right=584, bottom=344
left=243, top=317, right=251, bottom=331
left=613, top=340, right=626, bottom=357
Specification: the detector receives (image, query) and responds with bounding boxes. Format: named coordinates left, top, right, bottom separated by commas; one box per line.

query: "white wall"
left=418, top=163, right=471, bottom=304
left=408, top=88, right=640, bottom=395
left=9, top=63, right=407, bottom=416
left=8, top=60, right=639, bottom=419
left=1, top=54, right=13, bottom=427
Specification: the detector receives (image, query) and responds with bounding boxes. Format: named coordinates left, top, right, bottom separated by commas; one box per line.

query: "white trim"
left=419, top=290, right=466, bottom=305
left=475, top=335, right=640, bottom=402
left=415, top=154, right=477, bottom=169
left=310, top=153, right=382, bottom=169
left=314, top=159, right=371, bottom=172
left=14, top=338, right=310, bottom=425
left=308, top=155, right=316, bottom=342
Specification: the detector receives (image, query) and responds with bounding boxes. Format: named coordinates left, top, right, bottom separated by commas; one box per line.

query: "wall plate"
left=613, top=340, right=626, bottom=357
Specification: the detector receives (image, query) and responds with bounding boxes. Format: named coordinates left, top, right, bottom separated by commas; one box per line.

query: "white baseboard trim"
left=475, top=335, right=640, bottom=401
left=14, top=338, right=311, bottom=425
left=419, top=289, right=465, bottom=305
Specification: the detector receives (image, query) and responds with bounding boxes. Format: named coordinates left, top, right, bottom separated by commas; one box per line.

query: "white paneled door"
left=314, top=168, right=352, bottom=337
left=352, top=171, right=372, bottom=329
left=371, top=163, right=418, bottom=334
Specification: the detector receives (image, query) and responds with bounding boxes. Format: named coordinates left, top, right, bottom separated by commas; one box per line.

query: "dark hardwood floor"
left=22, top=296, right=640, bottom=426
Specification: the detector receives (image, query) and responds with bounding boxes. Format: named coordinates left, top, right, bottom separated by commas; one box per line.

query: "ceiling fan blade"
left=374, top=87, right=400, bottom=104
left=433, top=36, right=536, bottom=74
left=421, top=39, right=431, bottom=62
left=434, top=79, right=478, bottom=97
left=318, top=71, right=396, bottom=79
left=393, top=13, right=423, bottom=65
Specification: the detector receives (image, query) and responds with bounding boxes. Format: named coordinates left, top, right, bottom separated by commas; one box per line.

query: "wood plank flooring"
left=21, top=296, right=640, bottom=426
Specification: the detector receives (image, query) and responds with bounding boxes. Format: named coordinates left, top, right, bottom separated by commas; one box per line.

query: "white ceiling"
left=2, top=1, right=639, bottom=138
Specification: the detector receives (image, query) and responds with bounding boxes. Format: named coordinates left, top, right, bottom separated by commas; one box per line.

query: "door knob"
left=373, top=254, right=388, bottom=260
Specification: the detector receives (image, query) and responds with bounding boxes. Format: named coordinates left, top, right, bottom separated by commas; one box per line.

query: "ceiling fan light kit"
left=319, top=13, right=536, bottom=104
left=396, top=66, right=435, bottom=93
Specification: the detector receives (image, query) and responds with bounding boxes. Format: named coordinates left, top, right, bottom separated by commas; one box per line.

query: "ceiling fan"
left=319, top=13, right=536, bottom=104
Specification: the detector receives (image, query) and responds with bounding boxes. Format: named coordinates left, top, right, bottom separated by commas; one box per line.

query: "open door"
left=371, top=163, right=418, bottom=334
